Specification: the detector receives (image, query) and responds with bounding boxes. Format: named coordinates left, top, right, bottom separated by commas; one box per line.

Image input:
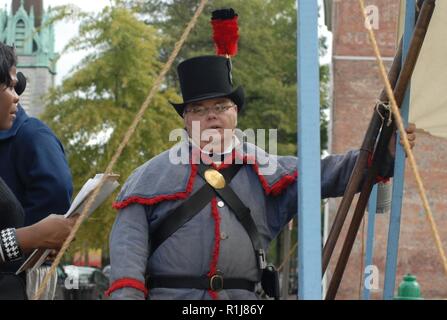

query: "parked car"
left=55, top=265, right=109, bottom=300
left=102, top=265, right=111, bottom=280
left=54, top=265, right=70, bottom=300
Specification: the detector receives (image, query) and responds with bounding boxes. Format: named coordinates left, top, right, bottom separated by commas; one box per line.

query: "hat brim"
left=170, top=86, right=244, bottom=117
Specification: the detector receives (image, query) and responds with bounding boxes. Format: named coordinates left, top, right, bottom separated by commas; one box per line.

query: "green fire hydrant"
left=394, top=274, right=423, bottom=300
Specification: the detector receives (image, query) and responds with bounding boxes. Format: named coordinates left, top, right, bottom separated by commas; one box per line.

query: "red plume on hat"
left=211, top=8, right=239, bottom=57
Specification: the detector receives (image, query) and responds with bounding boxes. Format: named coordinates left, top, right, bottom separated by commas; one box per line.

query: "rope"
left=33, top=0, right=209, bottom=300
left=358, top=0, right=447, bottom=278
left=277, top=242, right=297, bottom=273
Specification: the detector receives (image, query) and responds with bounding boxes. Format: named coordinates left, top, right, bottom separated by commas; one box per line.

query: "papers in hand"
left=16, top=174, right=120, bottom=275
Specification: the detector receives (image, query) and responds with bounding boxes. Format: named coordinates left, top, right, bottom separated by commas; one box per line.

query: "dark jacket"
left=0, top=105, right=73, bottom=226
left=0, top=177, right=27, bottom=299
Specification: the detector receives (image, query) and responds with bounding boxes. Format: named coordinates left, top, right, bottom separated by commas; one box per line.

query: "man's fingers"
left=399, top=139, right=415, bottom=148
left=400, top=133, right=415, bottom=143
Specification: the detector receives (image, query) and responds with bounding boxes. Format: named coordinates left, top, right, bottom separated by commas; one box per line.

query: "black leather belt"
left=147, top=275, right=257, bottom=292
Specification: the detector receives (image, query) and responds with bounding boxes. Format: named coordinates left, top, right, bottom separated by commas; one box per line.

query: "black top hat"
left=170, top=55, right=244, bottom=117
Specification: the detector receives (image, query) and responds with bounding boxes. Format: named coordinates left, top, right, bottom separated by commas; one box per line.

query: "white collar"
left=189, top=135, right=241, bottom=163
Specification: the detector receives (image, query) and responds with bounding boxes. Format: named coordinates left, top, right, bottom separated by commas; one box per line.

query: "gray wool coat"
left=108, top=141, right=391, bottom=300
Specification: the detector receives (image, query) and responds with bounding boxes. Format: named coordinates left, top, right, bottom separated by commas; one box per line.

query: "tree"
left=42, top=3, right=182, bottom=253
left=43, top=0, right=331, bottom=261
left=128, top=0, right=330, bottom=270
left=128, top=0, right=330, bottom=154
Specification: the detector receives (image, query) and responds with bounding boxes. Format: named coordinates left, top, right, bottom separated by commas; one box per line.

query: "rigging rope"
left=33, top=0, right=209, bottom=299
left=358, top=0, right=447, bottom=279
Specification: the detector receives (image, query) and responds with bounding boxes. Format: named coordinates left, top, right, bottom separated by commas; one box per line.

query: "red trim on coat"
left=112, top=162, right=198, bottom=210
left=113, top=148, right=298, bottom=210
left=367, top=152, right=391, bottom=184
left=269, top=171, right=299, bottom=196
left=376, top=176, right=390, bottom=184
left=234, top=152, right=298, bottom=196
left=105, top=278, right=148, bottom=298
left=207, top=197, right=221, bottom=300
left=198, top=149, right=237, bottom=171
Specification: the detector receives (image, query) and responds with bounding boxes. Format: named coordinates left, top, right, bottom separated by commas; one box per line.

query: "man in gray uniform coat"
left=106, top=55, right=416, bottom=300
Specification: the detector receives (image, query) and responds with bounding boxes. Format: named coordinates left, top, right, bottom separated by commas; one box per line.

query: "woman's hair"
left=0, top=42, right=17, bottom=87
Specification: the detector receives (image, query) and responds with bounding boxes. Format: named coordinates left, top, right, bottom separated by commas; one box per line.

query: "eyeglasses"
left=185, top=102, right=236, bottom=116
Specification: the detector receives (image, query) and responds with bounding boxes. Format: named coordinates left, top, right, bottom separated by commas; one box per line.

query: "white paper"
left=16, top=173, right=120, bottom=275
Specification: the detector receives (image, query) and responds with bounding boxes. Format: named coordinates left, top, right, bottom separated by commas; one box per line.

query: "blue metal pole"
left=383, top=0, right=415, bottom=300
left=363, top=185, right=378, bottom=300
left=297, top=0, right=322, bottom=300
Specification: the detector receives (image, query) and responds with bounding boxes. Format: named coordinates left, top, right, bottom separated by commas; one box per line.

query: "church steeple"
left=12, top=0, right=42, bottom=27
left=1, top=0, right=54, bottom=59
left=0, top=0, right=56, bottom=117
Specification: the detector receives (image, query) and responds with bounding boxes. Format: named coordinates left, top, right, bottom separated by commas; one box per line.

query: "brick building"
left=326, top=0, right=447, bottom=299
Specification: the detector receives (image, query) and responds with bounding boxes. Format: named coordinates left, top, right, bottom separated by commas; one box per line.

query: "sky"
left=0, top=0, right=111, bottom=84
left=48, top=0, right=111, bottom=84
left=0, top=0, right=332, bottom=85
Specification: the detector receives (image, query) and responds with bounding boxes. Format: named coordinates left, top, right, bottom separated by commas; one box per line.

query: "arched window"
left=33, top=39, right=39, bottom=52
left=15, top=19, right=26, bottom=50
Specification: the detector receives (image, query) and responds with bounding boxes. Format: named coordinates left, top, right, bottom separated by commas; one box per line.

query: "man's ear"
left=234, top=107, right=238, bottom=127
left=183, top=116, right=191, bottom=136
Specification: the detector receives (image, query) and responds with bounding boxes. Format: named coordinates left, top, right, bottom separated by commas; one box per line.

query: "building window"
left=15, top=20, right=26, bottom=51
left=33, top=39, right=39, bottom=53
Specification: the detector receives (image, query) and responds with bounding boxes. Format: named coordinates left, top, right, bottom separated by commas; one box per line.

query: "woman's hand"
left=32, top=214, right=78, bottom=250
left=16, top=214, right=78, bottom=253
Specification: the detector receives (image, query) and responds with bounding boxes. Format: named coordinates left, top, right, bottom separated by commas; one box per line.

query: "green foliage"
left=42, top=3, right=182, bottom=253
left=42, top=0, right=331, bottom=257
left=129, top=0, right=331, bottom=269
left=129, top=0, right=329, bottom=154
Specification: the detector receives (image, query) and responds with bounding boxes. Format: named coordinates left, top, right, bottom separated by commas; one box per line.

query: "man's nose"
left=206, top=107, right=218, bottom=118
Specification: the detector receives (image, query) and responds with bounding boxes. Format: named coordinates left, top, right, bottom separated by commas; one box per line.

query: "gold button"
left=204, top=169, right=226, bottom=189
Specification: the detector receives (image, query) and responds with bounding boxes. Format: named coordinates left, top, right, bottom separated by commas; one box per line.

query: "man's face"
left=183, top=97, right=238, bottom=151
left=0, top=66, right=19, bottom=130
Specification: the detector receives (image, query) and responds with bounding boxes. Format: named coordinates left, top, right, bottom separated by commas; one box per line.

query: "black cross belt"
left=149, top=162, right=267, bottom=270
left=204, top=167, right=267, bottom=270
left=147, top=275, right=256, bottom=292
left=146, top=162, right=272, bottom=295
left=149, top=163, right=243, bottom=257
